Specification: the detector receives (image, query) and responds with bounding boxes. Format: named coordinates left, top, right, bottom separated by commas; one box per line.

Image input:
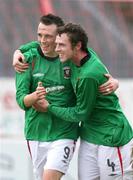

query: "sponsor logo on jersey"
left=33, top=73, right=44, bottom=77
left=46, top=86, right=65, bottom=93
left=63, top=66, right=71, bottom=79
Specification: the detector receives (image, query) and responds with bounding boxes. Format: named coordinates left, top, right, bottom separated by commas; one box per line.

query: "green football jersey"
left=16, top=43, right=79, bottom=141
left=48, top=48, right=133, bottom=147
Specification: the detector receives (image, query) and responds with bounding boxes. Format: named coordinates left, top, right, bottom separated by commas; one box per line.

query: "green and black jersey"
left=48, top=48, right=133, bottom=147
left=16, top=42, right=79, bottom=141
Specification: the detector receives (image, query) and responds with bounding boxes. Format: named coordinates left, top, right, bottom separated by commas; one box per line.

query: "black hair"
left=40, top=14, right=65, bottom=27
left=57, top=23, right=88, bottom=51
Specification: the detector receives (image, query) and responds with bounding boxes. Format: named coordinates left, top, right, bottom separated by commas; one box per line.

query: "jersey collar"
left=80, top=49, right=91, bottom=66
left=37, top=46, right=59, bottom=61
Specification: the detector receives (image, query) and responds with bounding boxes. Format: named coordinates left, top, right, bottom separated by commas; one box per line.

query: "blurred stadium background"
left=0, top=0, right=133, bottom=179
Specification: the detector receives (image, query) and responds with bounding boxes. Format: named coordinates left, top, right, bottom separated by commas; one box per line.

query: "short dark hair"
left=40, top=14, right=65, bottom=27
left=57, top=23, right=88, bottom=51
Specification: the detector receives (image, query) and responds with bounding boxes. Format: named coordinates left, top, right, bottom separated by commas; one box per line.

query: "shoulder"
left=85, top=51, right=108, bottom=75
left=23, top=48, right=39, bottom=63
left=81, top=57, right=108, bottom=85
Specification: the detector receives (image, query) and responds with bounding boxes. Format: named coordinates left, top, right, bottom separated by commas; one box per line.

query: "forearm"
left=48, top=105, right=80, bottom=122
left=24, top=92, right=38, bottom=107
left=48, top=78, right=97, bottom=122
left=23, top=83, right=46, bottom=108
left=19, top=41, right=39, bottom=53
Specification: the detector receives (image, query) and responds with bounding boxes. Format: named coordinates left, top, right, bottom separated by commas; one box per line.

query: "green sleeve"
left=48, top=78, right=98, bottom=122
left=19, top=41, right=39, bottom=53
left=15, top=52, right=33, bottom=110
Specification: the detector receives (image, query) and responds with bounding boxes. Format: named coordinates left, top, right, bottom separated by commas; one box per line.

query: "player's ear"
left=75, top=41, right=82, bottom=51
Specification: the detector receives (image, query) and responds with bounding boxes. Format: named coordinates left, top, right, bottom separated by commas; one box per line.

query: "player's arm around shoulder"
left=13, top=41, right=39, bottom=73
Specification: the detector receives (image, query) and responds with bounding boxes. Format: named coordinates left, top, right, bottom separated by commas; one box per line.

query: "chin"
left=60, top=58, right=68, bottom=63
left=42, top=48, right=50, bottom=54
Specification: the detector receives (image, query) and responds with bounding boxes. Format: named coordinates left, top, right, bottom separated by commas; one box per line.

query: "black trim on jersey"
left=37, top=46, right=59, bottom=61
left=80, top=50, right=91, bottom=66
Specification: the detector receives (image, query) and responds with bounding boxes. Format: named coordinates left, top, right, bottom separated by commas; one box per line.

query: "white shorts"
left=78, top=138, right=133, bottom=180
left=27, top=139, right=76, bottom=180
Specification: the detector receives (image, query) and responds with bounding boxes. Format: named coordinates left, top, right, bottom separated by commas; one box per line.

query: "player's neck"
left=72, top=50, right=87, bottom=66
left=44, top=51, right=58, bottom=58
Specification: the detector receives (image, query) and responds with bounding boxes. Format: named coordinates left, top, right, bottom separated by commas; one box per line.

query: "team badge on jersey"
left=63, top=66, right=71, bottom=79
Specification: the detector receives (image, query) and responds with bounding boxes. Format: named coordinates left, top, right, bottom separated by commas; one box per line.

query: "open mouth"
left=59, top=53, right=63, bottom=58
left=41, top=44, right=49, bottom=51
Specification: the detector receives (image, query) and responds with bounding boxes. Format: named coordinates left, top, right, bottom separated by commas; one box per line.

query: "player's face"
left=37, top=23, right=57, bottom=57
left=55, top=34, right=75, bottom=63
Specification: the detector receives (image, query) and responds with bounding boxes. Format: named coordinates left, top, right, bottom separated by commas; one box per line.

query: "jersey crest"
left=63, top=66, right=71, bottom=79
